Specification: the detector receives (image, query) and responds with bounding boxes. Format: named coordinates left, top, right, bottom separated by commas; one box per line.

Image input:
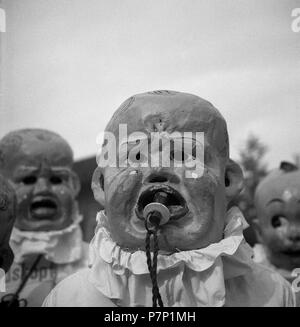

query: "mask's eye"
left=50, top=176, right=63, bottom=185
left=271, top=215, right=288, bottom=228
left=128, top=151, right=147, bottom=164
left=22, top=176, right=37, bottom=185
left=170, top=150, right=190, bottom=162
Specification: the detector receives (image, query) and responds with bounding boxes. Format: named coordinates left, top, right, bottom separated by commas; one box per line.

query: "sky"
left=0, top=0, right=299, bottom=170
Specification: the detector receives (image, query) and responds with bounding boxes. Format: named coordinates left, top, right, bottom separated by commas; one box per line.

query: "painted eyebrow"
left=267, top=198, right=284, bottom=206
left=50, top=167, right=72, bottom=173
left=15, top=167, right=71, bottom=175
left=15, top=166, right=39, bottom=174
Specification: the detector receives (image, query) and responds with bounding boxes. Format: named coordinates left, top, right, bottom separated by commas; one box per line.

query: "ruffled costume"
left=10, top=214, right=84, bottom=264
left=2, top=207, right=88, bottom=307
left=88, top=207, right=254, bottom=307
left=42, top=207, right=295, bottom=307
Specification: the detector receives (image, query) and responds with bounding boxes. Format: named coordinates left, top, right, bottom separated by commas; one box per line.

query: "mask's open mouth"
left=282, top=248, right=300, bottom=257
left=30, top=196, right=58, bottom=220
left=135, top=185, right=188, bottom=221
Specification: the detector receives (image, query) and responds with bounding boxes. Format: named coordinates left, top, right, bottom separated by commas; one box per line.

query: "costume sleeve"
left=276, top=273, right=296, bottom=307
left=42, top=288, right=57, bottom=307
left=285, top=283, right=296, bottom=307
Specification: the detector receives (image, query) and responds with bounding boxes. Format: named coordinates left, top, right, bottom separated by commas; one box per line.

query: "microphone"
left=143, top=192, right=170, bottom=227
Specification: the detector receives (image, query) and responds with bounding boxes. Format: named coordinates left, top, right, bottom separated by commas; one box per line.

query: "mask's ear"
left=71, top=171, right=81, bottom=196
left=91, top=167, right=105, bottom=207
left=252, top=218, right=263, bottom=244
left=225, top=159, right=244, bottom=202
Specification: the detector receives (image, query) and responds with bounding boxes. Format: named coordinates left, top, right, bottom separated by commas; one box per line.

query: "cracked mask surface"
left=97, top=91, right=232, bottom=253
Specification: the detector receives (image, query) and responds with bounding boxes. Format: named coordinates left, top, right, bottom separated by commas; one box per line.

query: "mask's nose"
left=33, top=177, right=50, bottom=195
left=287, top=227, right=300, bottom=243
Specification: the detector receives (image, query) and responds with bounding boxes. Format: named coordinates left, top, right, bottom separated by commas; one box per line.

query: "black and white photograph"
left=0, top=0, right=300, bottom=312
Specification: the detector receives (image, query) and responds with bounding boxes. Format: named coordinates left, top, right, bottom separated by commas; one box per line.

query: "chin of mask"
left=10, top=203, right=83, bottom=264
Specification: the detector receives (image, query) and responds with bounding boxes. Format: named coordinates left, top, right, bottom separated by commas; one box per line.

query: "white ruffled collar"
left=88, top=207, right=254, bottom=307
left=10, top=213, right=84, bottom=264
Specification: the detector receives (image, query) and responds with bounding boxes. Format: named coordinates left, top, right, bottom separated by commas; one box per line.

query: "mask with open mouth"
left=92, top=91, right=244, bottom=253
left=135, top=185, right=189, bottom=222
left=0, top=129, right=80, bottom=232
left=30, top=196, right=59, bottom=219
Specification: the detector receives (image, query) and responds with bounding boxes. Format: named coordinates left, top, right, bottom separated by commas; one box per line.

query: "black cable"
left=0, top=254, right=43, bottom=307
left=153, top=230, right=163, bottom=307
left=145, top=216, right=164, bottom=307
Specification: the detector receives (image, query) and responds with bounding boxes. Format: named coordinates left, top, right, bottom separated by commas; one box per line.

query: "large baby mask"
left=92, top=91, right=243, bottom=253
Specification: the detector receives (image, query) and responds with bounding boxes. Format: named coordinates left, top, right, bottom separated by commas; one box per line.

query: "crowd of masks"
left=0, top=90, right=299, bottom=307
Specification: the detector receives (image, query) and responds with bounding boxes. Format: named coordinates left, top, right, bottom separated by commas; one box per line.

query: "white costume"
left=253, top=243, right=300, bottom=306
left=43, top=207, right=295, bottom=307
left=2, top=214, right=89, bottom=307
